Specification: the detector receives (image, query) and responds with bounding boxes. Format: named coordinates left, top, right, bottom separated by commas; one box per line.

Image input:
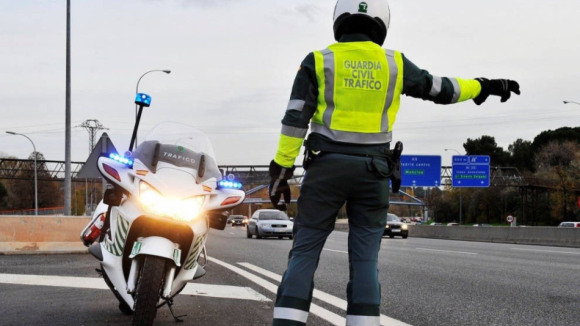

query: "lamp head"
left=6, top=131, right=16, bottom=135
left=163, top=70, right=171, bottom=74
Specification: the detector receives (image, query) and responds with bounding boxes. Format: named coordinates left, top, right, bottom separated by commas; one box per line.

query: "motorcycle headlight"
left=139, top=181, right=205, bottom=222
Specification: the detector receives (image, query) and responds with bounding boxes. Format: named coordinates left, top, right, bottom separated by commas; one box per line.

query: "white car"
left=559, top=222, right=580, bottom=228
left=247, top=209, right=293, bottom=239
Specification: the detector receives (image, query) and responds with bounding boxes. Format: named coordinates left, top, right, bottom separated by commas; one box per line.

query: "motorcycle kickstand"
left=166, top=298, right=186, bottom=323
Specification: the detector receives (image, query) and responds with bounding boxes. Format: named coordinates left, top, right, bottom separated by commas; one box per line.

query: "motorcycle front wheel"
left=131, top=255, right=166, bottom=326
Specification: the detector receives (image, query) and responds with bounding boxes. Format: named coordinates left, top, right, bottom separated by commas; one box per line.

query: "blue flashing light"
left=109, top=153, right=134, bottom=167
left=135, top=93, right=152, bottom=107
left=218, top=180, right=242, bottom=189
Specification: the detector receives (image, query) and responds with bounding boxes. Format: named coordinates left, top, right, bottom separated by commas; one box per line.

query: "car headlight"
left=402, top=224, right=408, bottom=230
left=385, top=225, right=390, bottom=229
left=139, top=181, right=205, bottom=222
left=261, top=224, right=270, bottom=228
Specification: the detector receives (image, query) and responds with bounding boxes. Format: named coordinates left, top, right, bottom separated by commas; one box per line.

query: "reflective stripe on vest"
left=312, top=42, right=404, bottom=144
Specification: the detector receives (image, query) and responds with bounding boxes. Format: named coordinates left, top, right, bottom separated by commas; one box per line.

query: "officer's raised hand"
left=268, top=160, right=295, bottom=211
left=473, top=78, right=521, bottom=105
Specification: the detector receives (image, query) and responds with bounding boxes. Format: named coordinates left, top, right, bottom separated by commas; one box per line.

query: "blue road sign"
left=452, top=155, right=490, bottom=188
left=401, top=155, right=442, bottom=187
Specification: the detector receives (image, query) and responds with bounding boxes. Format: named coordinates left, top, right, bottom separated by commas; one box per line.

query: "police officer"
left=268, top=1, right=520, bottom=325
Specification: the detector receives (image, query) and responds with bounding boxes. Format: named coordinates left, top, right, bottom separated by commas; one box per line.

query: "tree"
left=508, top=139, right=534, bottom=172
left=6, top=151, right=62, bottom=210
left=534, top=141, right=580, bottom=223
left=463, top=135, right=510, bottom=166
left=531, top=127, right=580, bottom=153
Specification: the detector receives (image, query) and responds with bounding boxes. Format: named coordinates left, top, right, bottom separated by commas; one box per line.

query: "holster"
left=302, top=148, right=315, bottom=170
left=389, top=141, right=403, bottom=194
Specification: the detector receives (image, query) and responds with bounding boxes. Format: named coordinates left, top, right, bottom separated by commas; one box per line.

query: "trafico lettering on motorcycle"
left=163, top=151, right=196, bottom=163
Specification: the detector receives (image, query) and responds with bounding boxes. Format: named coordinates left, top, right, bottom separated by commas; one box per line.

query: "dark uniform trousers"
left=273, top=153, right=390, bottom=326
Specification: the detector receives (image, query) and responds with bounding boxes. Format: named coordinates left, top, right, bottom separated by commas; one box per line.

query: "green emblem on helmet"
left=177, top=146, right=185, bottom=153
left=358, top=2, right=368, bottom=13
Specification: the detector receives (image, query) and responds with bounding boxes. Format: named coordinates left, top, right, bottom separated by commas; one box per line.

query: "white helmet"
left=333, top=0, right=391, bottom=45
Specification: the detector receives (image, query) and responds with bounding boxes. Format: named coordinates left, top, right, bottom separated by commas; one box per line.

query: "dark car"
left=383, top=213, right=408, bottom=239
left=230, top=215, right=246, bottom=227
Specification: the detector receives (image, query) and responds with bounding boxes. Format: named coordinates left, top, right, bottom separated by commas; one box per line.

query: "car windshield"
left=259, top=211, right=289, bottom=220
left=387, top=214, right=400, bottom=222
left=132, top=122, right=221, bottom=181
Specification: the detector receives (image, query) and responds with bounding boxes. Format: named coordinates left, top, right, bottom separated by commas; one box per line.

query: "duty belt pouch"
left=369, top=158, right=391, bottom=178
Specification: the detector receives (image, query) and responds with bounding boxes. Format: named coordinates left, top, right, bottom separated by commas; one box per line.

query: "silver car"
left=247, top=209, right=294, bottom=240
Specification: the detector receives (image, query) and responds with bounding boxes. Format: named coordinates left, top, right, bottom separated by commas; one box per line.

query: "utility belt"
left=304, top=135, right=403, bottom=193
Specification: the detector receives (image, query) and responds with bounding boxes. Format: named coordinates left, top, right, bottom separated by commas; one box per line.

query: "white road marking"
left=415, top=248, right=478, bottom=255
left=0, top=273, right=109, bottom=290
left=209, top=257, right=346, bottom=325
left=180, top=283, right=270, bottom=301
left=323, top=248, right=349, bottom=254
left=511, top=248, right=580, bottom=255
left=0, top=273, right=270, bottom=302
left=238, top=262, right=412, bottom=326
left=229, top=232, right=235, bottom=235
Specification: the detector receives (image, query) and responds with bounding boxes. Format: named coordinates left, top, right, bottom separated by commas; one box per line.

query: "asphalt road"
left=1, top=226, right=580, bottom=325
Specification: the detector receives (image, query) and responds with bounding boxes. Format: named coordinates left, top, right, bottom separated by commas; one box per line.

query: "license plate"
left=392, top=229, right=401, bottom=232
left=275, top=229, right=286, bottom=233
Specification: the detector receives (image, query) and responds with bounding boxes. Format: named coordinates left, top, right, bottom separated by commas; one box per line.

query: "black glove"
left=473, top=78, right=521, bottom=105
left=268, top=160, right=295, bottom=211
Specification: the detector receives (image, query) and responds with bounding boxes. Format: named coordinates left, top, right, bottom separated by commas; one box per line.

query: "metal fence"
left=0, top=207, right=65, bottom=216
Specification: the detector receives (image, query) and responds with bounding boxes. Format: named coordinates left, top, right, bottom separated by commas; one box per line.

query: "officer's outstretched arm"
left=269, top=53, right=318, bottom=211
left=401, top=54, right=520, bottom=105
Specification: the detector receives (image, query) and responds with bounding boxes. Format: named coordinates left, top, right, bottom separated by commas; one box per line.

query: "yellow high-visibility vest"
left=312, top=41, right=404, bottom=144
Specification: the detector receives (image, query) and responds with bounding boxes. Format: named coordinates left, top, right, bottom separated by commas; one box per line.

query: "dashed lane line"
left=511, top=248, right=580, bottom=255
left=209, top=257, right=346, bottom=325
left=237, top=262, right=412, bottom=326
left=415, top=248, right=478, bottom=255
left=0, top=273, right=270, bottom=302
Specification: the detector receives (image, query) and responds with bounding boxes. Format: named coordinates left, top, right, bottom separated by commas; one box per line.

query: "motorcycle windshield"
left=133, top=122, right=221, bottom=181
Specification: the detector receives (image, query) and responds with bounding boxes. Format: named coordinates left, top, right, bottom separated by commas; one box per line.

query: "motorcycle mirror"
left=198, top=155, right=206, bottom=178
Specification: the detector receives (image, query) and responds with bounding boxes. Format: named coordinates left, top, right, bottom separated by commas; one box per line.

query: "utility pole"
left=79, top=119, right=108, bottom=215
left=64, top=0, right=72, bottom=216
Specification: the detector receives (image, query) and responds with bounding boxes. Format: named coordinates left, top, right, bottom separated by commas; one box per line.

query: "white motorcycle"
left=81, top=93, right=245, bottom=325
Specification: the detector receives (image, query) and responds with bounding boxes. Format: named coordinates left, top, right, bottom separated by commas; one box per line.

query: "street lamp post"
left=445, top=148, right=464, bottom=225
left=135, top=70, right=171, bottom=145
left=6, top=132, right=38, bottom=215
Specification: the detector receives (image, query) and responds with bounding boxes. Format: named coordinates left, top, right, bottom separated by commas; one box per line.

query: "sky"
left=1, top=0, right=579, bottom=166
